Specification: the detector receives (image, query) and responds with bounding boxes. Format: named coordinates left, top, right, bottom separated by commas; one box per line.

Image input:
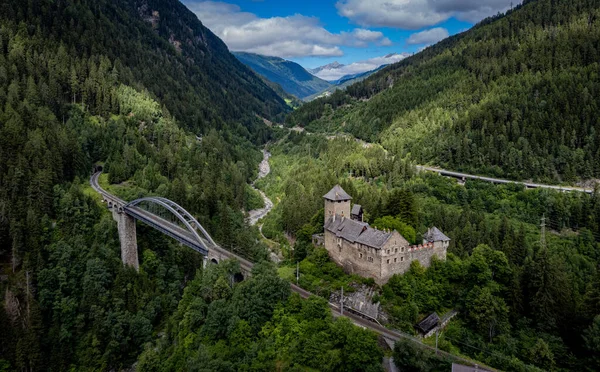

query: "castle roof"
left=324, top=215, right=393, bottom=249
left=423, top=227, right=450, bottom=242
left=351, top=204, right=363, bottom=215
left=323, top=185, right=352, bottom=201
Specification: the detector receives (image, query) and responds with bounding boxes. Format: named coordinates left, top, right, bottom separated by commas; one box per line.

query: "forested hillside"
left=0, top=0, right=289, bottom=134
left=234, top=52, right=332, bottom=100
left=287, top=0, right=600, bottom=183
left=256, top=132, right=600, bottom=371
left=0, top=0, right=290, bottom=369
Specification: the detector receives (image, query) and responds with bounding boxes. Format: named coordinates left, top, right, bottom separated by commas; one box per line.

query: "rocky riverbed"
left=247, top=149, right=274, bottom=226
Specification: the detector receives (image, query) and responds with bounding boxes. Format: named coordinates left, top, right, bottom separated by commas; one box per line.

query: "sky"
left=182, top=0, right=519, bottom=79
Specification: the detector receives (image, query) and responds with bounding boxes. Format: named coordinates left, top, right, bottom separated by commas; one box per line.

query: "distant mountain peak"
left=309, top=61, right=345, bottom=75
left=309, top=53, right=408, bottom=82
left=325, top=61, right=344, bottom=68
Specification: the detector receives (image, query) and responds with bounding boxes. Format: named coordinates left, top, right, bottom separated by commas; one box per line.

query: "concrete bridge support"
left=207, top=250, right=226, bottom=265
left=112, top=208, right=139, bottom=271
left=205, top=250, right=251, bottom=280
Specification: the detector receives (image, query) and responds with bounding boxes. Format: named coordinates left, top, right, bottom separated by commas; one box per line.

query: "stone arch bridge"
left=90, top=170, right=252, bottom=278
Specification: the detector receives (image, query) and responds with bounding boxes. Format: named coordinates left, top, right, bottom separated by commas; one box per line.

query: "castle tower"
left=423, top=226, right=450, bottom=261
left=323, top=185, right=352, bottom=224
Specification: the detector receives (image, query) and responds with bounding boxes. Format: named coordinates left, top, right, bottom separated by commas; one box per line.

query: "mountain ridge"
left=0, top=1, right=295, bottom=369
left=0, top=0, right=289, bottom=133
left=287, top=0, right=600, bottom=182
left=233, top=52, right=332, bottom=100
left=309, top=53, right=409, bottom=81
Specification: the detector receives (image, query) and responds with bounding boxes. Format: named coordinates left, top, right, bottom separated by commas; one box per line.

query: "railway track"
left=91, top=170, right=496, bottom=371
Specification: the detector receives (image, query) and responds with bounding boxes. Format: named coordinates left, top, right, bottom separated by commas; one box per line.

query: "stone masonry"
left=322, top=185, right=450, bottom=284
left=112, top=208, right=139, bottom=271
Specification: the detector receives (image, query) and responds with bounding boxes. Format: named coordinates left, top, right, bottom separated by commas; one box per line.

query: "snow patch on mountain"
left=309, top=53, right=409, bottom=81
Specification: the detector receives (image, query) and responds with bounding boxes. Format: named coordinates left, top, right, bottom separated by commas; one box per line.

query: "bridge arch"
left=233, top=272, right=245, bottom=283
left=125, top=197, right=216, bottom=252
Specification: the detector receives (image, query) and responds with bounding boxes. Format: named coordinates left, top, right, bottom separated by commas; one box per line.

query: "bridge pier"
left=112, top=208, right=139, bottom=271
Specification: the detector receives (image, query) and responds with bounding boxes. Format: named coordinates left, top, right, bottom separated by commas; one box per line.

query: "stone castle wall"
left=325, top=228, right=447, bottom=284
left=324, top=229, right=382, bottom=280
left=324, top=199, right=351, bottom=225
left=380, top=241, right=440, bottom=283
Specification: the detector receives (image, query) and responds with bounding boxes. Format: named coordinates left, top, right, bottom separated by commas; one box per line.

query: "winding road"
left=324, top=133, right=596, bottom=194
left=417, top=165, right=595, bottom=194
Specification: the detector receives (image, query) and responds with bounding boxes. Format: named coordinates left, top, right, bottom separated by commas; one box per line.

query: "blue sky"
left=182, top=0, right=518, bottom=75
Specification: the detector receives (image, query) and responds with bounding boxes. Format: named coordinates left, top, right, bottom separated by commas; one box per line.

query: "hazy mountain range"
left=309, top=53, right=410, bottom=81
left=234, top=52, right=410, bottom=101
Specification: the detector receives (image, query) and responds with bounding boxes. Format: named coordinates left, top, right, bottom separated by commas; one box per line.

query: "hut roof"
left=415, top=312, right=440, bottom=334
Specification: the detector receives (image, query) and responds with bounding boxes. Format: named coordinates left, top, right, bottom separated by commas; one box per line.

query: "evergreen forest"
left=1, top=0, right=600, bottom=371
left=287, top=0, right=600, bottom=183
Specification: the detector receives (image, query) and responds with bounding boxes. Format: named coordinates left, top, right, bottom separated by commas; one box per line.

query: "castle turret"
left=323, top=185, right=352, bottom=224
left=423, top=226, right=450, bottom=261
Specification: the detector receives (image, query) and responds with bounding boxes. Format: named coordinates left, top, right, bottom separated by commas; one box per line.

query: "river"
left=247, top=149, right=274, bottom=226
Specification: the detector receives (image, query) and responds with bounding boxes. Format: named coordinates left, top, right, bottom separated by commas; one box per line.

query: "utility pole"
left=341, top=286, right=344, bottom=315
left=26, top=271, right=31, bottom=317
left=540, top=215, right=547, bottom=251
left=296, top=261, right=299, bottom=285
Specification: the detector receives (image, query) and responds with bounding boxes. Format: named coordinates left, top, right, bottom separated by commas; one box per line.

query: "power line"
left=441, top=334, right=538, bottom=369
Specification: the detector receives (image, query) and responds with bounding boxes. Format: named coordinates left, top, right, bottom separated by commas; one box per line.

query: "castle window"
left=401, top=247, right=405, bottom=253
left=339, top=246, right=342, bottom=253
left=386, top=249, right=390, bottom=254
left=368, top=257, right=373, bottom=262
left=394, top=258, right=397, bottom=263
left=387, top=259, right=390, bottom=264
left=395, top=248, right=398, bottom=253
left=401, top=257, right=404, bottom=262
left=359, top=253, right=363, bottom=259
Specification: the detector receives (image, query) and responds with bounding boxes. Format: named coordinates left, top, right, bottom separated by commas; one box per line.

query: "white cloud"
left=352, top=29, right=383, bottom=42
left=183, top=1, right=393, bottom=58
left=336, top=0, right=520, bottom=29
left=313, top=53, right=409, bottom=81
left=342, top=29, right=395, bottom=47
left=379, top=37, right=393, bottom=46
left=406, top=27, right=449, bottom=45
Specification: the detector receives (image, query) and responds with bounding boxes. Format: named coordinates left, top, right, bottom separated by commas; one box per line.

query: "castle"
left=321, top=185, right=450, bottom=284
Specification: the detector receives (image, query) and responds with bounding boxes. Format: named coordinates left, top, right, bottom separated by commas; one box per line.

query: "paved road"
left=416, top=165, right=594, bottom=194
left=324, top=133, right=595, bottom=195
